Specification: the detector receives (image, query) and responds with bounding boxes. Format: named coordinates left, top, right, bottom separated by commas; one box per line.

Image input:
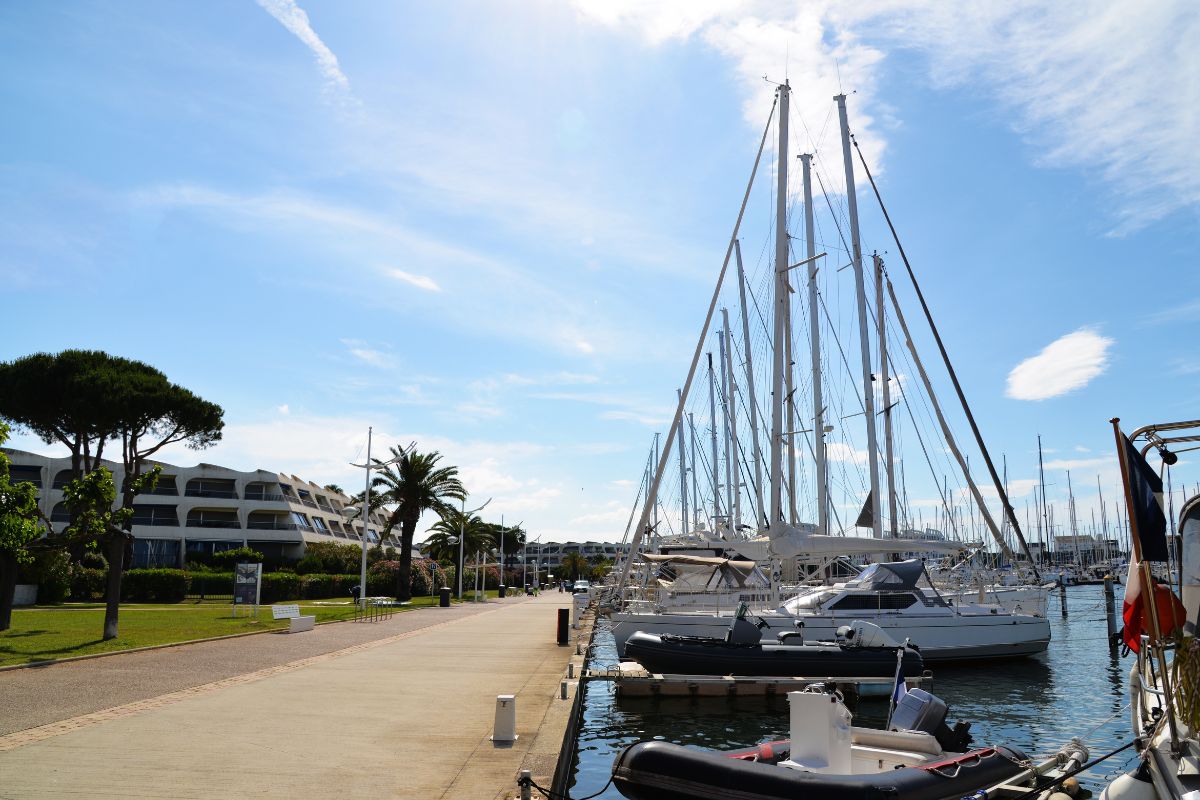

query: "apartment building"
left=5, top=449, right=397, bottom=568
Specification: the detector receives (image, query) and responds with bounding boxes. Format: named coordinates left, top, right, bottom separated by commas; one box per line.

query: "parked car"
left=572, top=580, right=591, bottom=594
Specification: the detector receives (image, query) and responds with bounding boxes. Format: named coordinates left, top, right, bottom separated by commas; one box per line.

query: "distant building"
left=425, top=539, right=632, bottom=569
left=4, top=448, right=397, bottom=568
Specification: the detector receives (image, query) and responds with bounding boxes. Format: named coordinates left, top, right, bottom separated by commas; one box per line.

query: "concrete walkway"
left=0, top=591, right=579, bottom=799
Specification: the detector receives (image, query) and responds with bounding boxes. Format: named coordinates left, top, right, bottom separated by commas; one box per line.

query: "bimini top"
left=846, top=559, right=925, bottom=591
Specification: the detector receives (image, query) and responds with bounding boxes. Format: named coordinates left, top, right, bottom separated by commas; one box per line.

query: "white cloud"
left=340, top=338, right=395, bottom=369
left=825, top=441, right=869, bottom=465
left=575, top=339, right=596, bottom=354
left=256, top=0, right=351, bottom=98
left=277, top=404, right=290, bottom=415
left=574, top=0, right=1200, bottom=232
left=1005, top=328, right=1113, bottom=401
left=1042, top=457, right=1111, bottom=472
left=385, top=268, right=441, bottom=292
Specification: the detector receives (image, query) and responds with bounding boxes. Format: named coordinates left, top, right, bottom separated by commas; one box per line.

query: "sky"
left=1, top=1, right=1197, bottom=547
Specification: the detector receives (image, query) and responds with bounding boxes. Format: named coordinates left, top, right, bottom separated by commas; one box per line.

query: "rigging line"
left=812, top=163, right=854, bottom=261
left=852, top=136, right=1039, bottom=577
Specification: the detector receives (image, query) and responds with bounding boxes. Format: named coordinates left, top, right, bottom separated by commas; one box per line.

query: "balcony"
left=186, top=519, right=241, bottom=529
left=247, top=521, right=299, bottom=531
left=246, top=493, right=286, bottom=502
left=299, top=498, right=318, bottom=508
left=185, top=489, right=238, bottom=499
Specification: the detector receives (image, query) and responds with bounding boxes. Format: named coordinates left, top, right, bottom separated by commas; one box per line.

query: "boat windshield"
left=845, top=560, right=924, bottom=591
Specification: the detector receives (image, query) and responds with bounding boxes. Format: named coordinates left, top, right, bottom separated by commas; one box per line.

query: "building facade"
left=5, top=449, right=397, bottom=568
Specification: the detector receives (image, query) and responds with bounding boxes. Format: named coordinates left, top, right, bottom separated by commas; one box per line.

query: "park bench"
left=271, top=604, right=315, bottom=633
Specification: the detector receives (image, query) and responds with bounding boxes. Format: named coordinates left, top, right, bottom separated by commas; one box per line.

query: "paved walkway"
left=0, top=591, right=579, bottom=799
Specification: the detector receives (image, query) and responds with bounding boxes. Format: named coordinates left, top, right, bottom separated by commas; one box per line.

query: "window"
left=184, top=478, right=237, bottom=499
left=291, top=512, right=312, bottom=530
left=296, top=489, right=317, bottom=508
left=9, top=465, right=42, bottom=488
left=131, top=504, right=179, bottom=527
left=316, top=495, right=332, bottom=510
left=52, top=469, right=77, bottom=489
left=143, top=475, right=178, bottom=496
left=50, top=502, right=71, bottom=523
left=828, top=593, right=918, bottom=611
left=312, top=517, right=329, bottom=533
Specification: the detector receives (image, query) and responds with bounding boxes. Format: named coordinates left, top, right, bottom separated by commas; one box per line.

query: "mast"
left=735, top=240, right=766, bottom=527
left=1038, top=435, right=1050, bottom=563
left=875, top=253, right=898, bottom=537
left=652, top=431, right=660, bottom=533
left=689, top=413, right=700, bottom=529
left=835, top=92, right=883, bottom=537
left=769, top=82, right=790, bottom=527
left=1098, top=475, right=1109, bottom=561
left=715, top=314, right=734, bottom=532
left=715, top=328, right=734, bottom=527
left=800, top=153, right=828, bottom=534
left=784, top=273, right=799, bottom=524
left=708, top=353, right=721, bottom=525
left=677, top=389, right=688, bottom=536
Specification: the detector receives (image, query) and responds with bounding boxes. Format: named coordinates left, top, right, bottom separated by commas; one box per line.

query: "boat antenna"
left=850, top=134, right=1041, bottom=581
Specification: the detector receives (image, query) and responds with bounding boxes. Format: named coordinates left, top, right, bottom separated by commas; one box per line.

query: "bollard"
left=556, top=608, right=569, bottom=645
left=1060, top=581, right=1068, bottom=617
left=519, top=769, right=532, bottom=800
left=560, top=680, right=569, bottom=699
left=492, top=694, right=517, bottom=743
left=1104, top=576, right=1118, bottom=645
left=568, top=662, right=576, bottom=679
left=439, top=587, right=451, bottom=608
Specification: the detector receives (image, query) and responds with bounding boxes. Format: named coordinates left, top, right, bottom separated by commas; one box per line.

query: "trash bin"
left=439, top=587, right=451, bottom=608
left=498, top=584, right=507, bottom=598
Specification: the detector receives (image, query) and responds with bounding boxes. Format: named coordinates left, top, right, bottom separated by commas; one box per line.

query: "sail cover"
left=848, top=560, right=925, bottom=591
left=766, top=523, right=966, bottom=558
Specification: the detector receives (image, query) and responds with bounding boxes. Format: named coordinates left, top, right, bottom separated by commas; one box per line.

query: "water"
left=570, top=584, right=1140, bottom=798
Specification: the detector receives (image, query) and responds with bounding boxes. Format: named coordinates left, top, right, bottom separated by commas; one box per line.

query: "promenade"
left=0, top=591, right=579, bottom=799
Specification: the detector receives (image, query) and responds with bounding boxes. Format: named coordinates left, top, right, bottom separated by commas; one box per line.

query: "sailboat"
left=608, top=83, right=1050, bottom=664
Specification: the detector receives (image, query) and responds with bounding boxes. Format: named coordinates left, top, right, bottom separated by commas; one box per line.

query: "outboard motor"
left=889, top=688, right=973, bottom=752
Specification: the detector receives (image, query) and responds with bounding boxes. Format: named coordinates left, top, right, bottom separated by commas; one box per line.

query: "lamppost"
left=344, top=430, right=411, bottom=606
left=457, top=495, right=492, bottom=599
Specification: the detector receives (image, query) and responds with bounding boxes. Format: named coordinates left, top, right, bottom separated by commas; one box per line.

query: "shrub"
left=300, top=573, right=357, bottom=599
left=410, top=558, right=448, bottom=596
left=18, top=550, right=72, bottom=604
left=122, top=569, right=190, bottom=603
left=79, top=550, right=108, bottom=570
left=189, top=572, right=234, bottom=598
left=210, top=547, right=265, bottom=571
left=294, top=554, right=324, bottom=575
left=260, top=572, right=302, bottom=603
left=70, top=566, right=107, bottom=601
left=301, top=541, right=362, bottom=574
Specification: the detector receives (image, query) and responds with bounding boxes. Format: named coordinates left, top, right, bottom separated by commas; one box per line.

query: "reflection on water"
left=571, top=585, right=1140, bottom=799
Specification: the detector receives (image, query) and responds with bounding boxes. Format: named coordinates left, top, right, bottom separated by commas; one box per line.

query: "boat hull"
left=622, top=633, right=925, bottom=677
left=612, top=740, right=1030, bottom=800
left=610, top=611, right=1050, bottom=662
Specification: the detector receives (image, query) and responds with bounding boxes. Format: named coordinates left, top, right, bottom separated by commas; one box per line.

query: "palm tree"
left=487, top=523, right=526, bottom=585
left=426, top=510, right=495, bottom=595
left=369, top=447, right=465, bottom=601
left=561, top=552, right=589, bottom=581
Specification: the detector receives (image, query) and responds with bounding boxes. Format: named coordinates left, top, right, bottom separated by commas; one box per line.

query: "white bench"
left=271, top=604, right=315, bottom=633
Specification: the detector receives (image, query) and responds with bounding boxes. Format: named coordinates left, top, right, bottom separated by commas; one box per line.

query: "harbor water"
left=569, top=584, right=1138, bottom=798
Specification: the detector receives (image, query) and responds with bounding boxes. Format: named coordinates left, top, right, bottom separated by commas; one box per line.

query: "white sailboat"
left=607, top=83, right=1051, bottom=664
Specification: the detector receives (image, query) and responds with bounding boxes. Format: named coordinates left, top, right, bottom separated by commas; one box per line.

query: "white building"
left=521, top=540, right=632, bottom=569
left=4, top=448, right=397, bottom=568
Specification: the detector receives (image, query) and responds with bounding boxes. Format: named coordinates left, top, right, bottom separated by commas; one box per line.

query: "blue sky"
left=2, top=1, right=1197, bottom=545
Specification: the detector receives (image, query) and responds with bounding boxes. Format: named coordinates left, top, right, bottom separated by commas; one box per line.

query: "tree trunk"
left=0, top=552, right=18, bottom=632
left=397, top=516, right=417, bottom=602
left=102, top=535, right=125, bottom=640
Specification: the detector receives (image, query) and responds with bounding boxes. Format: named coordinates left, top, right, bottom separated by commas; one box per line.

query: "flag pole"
left=1112, top=417, right=1180, bottom=752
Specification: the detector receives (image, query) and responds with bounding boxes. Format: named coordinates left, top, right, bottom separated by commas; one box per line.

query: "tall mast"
left=718, top=324, right=735, bottom=529
left=800, top=153, right=828, bottom=535
left=722, top=309, right=742, bottom=529
left=784, top=275, right=799, bottom=524
left=689, top=413, right=700, bottom=529
left=1098, top=474, right=1109, bottom=561
left=708, top=353, right=721, bottom=525
left=652, top=431, right=660, bottom=533
left=835, top=93, right=883, bottom=537
left=875, top=253, right=898, bottom=537
left=734, top=239, right=766, bottom=527
left=1038, top=435, right=1050, bottom=563
left=677, top=388, right=689, bottom=536
left=769, top=82, right=790, bottom=527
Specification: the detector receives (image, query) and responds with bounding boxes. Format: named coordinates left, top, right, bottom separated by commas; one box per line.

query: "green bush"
left=301, top=541, right=362, bottom=574
left=189, top=572, right=234, bottom=598
left=79, top=550, right=108, bottom=570
left=210, top=547, right=265, bottom=571
left=294, top=554, right=324, bottom=575
left=260, top=572, right=302, bottom=603
left=18, top=550, right=72, bottom=604
left=70, top=566, right=107, bottom=601
left=122, top=569, right=190, bottom=603
left=300, top=573, right=357, bottom=599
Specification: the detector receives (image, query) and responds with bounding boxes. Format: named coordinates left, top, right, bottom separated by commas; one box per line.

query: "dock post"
left=556, top=608, right=569, bottom=645
left=1060, top=580, right=1068, bottom=617
left=1104, top=576, right=1118, bottom=645
left=519, top=769, right=532, bottom=800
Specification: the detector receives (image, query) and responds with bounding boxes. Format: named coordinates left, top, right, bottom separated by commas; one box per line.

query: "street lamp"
left=346, top=429, right=412, bottom=606
left=457, top=495, right=492, bottom=599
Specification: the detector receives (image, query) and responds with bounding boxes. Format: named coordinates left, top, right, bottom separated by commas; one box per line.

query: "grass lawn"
left=0, top=595, right=448, bottom=667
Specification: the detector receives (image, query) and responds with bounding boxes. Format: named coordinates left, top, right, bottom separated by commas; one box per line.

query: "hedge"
left=301, top=573, right=358, bottom=599
left=189, top=572, right=234, bottom=598
left=122, top=569, right=190, bottom=603
left=70, top=567, right=107, bottom=601
left=260, top=572, right=302, bottom=603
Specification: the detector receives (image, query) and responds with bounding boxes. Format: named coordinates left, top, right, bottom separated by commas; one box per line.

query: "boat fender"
left=1099, top=762, right=1155, bottom=800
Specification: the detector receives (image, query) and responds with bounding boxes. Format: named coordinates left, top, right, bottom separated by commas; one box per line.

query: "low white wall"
left=13, top=584, right=37, bottom=606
